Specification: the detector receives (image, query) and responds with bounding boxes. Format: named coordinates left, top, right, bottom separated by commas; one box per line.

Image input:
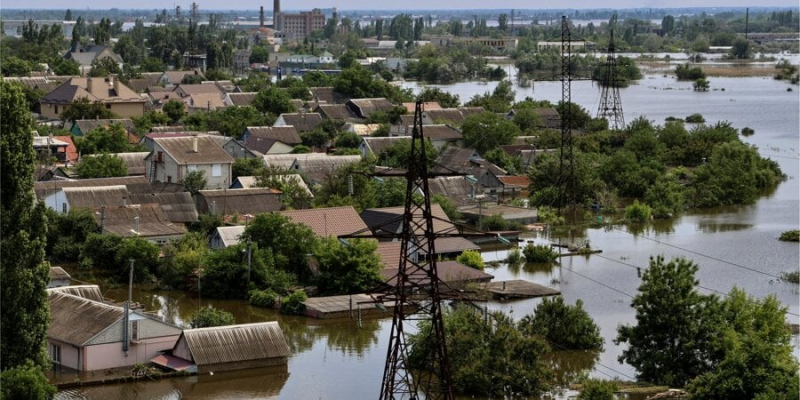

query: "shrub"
left=281, top=290, right=307, bottom=315
left=0, top=361, right=55, bottom=400
left=578, top=378, right=618, bottom=400
left=625, top=200, right=652, bottom=223
left=693, top=78, right=710, bottom=91
left=249, top=289, right=279, bottom=308
left=675, top=64, right=706, bottom=80
left=506, top=247, right=523, bottom=266
left=665, top=116, right=684, bottom=122
left=523, top=243, right=558, bottom=263
left=741, top=127, right=755, bottom=136
left=189, top=306, right=235, bottom=328
left=779, top=230, right=799, bottom=242
left=519, top=297, right=604, bottom=350
left=481, top=213, right=508, bottom=231
left=456, top=249, right=484, bottom=270
left=781, top=270, right=799, bottom=284
left=685, top=113, right=706, bottom=123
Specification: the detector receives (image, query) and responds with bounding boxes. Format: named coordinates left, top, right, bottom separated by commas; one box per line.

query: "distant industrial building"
left=273, top=0, right=327, bottom=41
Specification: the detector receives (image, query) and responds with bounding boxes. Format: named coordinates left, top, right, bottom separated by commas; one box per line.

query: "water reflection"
left=543, top=350, right=601, bottom=388
left=696, top=221, right=754, bottom=233
left=280, top=317, right=382, bottom=357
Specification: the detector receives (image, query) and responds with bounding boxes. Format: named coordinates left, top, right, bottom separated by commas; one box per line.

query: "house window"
left=167, top=175, right=172, bottom=183
left=212, top=164, right=222, bottom=177
left=131, top=320, right=140, bottom=340
left=62, top=203, right=67, bottom=214
left=106, top=104, right=111, bottom=109
left=54, top=105, right=59, bottom=114
left=187, top=164, right=198, bottom=172
left=50, top=344, right=61, bottom=364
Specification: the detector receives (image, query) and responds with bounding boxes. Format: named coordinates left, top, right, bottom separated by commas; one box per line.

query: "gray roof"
left=245, top=126, right=301, bottom=145
left=227, top=92, right=258, bottom=106
left=47, top=284, right=104, bottom=303
left=360, top=203, right=454, bottom=236
left=73, top=119, right=137, bottom=135
left=418, top=125, right=462, bottom=141
left=180, top=322, right=290, bottom=365
left=424, top=107, right=484, bottom=125
left=47, top=291, right=123, bottom=346
left=98, top=204, right=187, bottom=238
left=361, top=137, right=408, bottom=158
left=149, top=136, right=235, bottom=165
left=291, top=155, right=361, bottom=184
left=427, top=176, right=473, bottom=206
left=34, top=176, right=153, bottom=199
left=309, top=87, right=348, bottom=104
left=346, top=98, right=395, bottom=119
left=213, top=226, right=246, bottom=247
left=434, top=147, right=506, bottom=176
left=315, top=104, right=357, bottom=120
left=196, top=188, right=283, bottom=215
left=129, top=192, right=199, bottom=223
left=49, top=266, right=71, bottom=281
left=61, top=185, right=130, bottom=209
left=276, top=113, right=323, bottom=132
left=101, top=152, right=149, bottom=176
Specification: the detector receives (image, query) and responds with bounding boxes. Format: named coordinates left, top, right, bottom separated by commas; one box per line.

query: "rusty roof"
left=281, top=206, right=368, bottom=238
left=47, top=291, right=123, bottom=346
left=496, top=175, right=530, bottom=187
left=180, top=321, right=290, bottom=365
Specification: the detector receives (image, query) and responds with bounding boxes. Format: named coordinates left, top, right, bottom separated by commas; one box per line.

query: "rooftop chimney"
left=86, top=77, right=93, bottom=94
left=192, top=136, right=199, bottom=153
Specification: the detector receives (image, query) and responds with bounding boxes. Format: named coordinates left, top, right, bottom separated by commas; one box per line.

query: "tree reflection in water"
left=280, top=317, right=382, bottom=357
left=542, top=350, right=601, bottom=389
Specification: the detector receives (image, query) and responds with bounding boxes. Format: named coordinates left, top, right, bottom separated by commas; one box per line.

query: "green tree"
left=1, top=57, right=32, bottom=77
left=76, top=123, right=135, bottom=154
left=60, top=97, right=117, bottom=123
left=456, top=249, right=484, bottom=270
left=139, top=57, right=166, bottom=73
left=461, top=111, right=520, bottom=154
left=0, top=361, right=56, bottom=399
left=729, top=37, right=751, bottom=59
left=578, top=379, right=618, bottom=400
left=252, top=86, right=296, bottom=116
left=182, top=170, right=207, bottom=195
left=88, top=57, right=121, bottom=77
left=303, top=70, right=332, bottom=87
left=116, top=237, right=161, bottom=281
left=189, top=306, right=235, bottom=328
left=334, top=131, right=362, bottom=149
left=201, top=243, right=294, bottom=299
left=240, top=213, right=319, bottom=280
left=418, top=87, right=460, bottom=108
left=519, top=297, right=603, bottom=350
left=615, top=256, right=719, bottom=386
left=249, top=45, right=270, bottom=64
left=377, top=138, right=437, bottom=169
left=75, top=153, right=128, bottom=178
left=162, top=100, right=185, bottom=123
left=693, top=78, right=710, bottom=91
left=0, top=82, right=51, bottom=370
left=313, top=238, right=383, bottom=295
left=232, top=158, right=266, bottom=180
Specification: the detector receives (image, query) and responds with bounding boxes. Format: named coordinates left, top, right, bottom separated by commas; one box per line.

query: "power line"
left=562, top=264, right=634, bottom=299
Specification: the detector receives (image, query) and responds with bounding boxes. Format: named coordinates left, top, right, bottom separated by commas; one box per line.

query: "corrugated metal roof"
left=362, top=137, right=408, bottom=158
left=62, top=185, right=130, bottom=209
left=129, top=192, right=199, bottom=223
left=276, top=113, right=323, bottom=132
left=227, top=92, right=258, bottom=106
left=309, top=87, right=349, bottom=104
left=34, top=176, right=153, bottom=199
left=292, top=155, right=361, bottom=185
left=245, top=126, right=301, bottom=145
left=196, top=188, right=282, bottom=215
left=346, top=98, right=395, bottom=119
left=315, top=104, right=357, bottom=120
left=182, top=321, right=290, bottom=365
left=262, top=153, right=323, bottom=169
left=382, top=261, right=493, bottom=287
left=49, top=266, right=71, bottom=281
left=47, top=291, right=123, bottom=346
left=360, top=203, right=454, bottom=236
left=47, top=284, right=105, bottom=302
left=214, top=226, right=246, bottom=247
left=151, top=136, right=234, bottom=165
left=98, top=204, right=187, bottom=238
left=281, top=206, right=368, bottom=238
left=94, top=152, right=149, bottom=176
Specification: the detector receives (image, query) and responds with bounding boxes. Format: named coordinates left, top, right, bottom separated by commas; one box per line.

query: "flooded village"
left=1, top=2, right=799, bottom=400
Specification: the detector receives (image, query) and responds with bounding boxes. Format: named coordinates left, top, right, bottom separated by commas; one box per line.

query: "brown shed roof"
left=227, top=92, right=258, bottom=106
left=180, top=321, right=290, bottom=365
left=41, top=77, right=144, bottom=105
left=47, top=291, right=123, bottom=346
left=150, top=136, right=234, bottom=165
left=281, top=206, right=368, bottom=238
left=315, top=104, right=357, bottom=120
left=496, top=175, right=530, bottom=187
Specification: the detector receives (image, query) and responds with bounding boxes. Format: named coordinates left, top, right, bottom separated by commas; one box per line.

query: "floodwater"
left=57, top=72, right=799, bottom=399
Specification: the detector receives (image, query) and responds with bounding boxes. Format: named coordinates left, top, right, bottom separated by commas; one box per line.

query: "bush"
left=625, top=200, right=652, bottom=223
left=481, top=213, right=509, bottom=231
left=456, top=249, right=484, bottom=270
left=741, top=127, right=755, bottom=137
left=523, top=243, right=558, bottom=263
left=189, top=306, right=235, bottom=328
left=281, top=290, right=307, bottom=315
left=686, top=113, right=706, bottom=123
left=693, top=78, right=710, bottom=91
left=781, top=270, right=799, bottom=284
left=0, top=361, right=55, bottom=400
left=249, top=289, right=279, bottom=308
left=578, top=378, right=618, bottom=400
left=519, top=297, right=604, bottom=350
left=506, top=247, right=523, bottom=266
left=675, top=64, right=706, bottom=80
left=779, top=230, right=799, bottom=242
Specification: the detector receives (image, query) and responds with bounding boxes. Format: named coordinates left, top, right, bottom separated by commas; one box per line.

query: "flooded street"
left=57, top=72, right=799, bottom=399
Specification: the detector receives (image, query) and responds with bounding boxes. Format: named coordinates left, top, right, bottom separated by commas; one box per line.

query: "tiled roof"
left=41, top=77, right=144, bottom=104
left=496, top=175, right=530, bottom=187
left=402, top=102, right=441, bottom=113
left=52, top=136, right=79, bottom=163
left=281, top=206, right=368, bottom=238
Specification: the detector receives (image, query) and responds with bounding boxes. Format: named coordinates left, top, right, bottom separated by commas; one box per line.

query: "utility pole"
left=247, top=238, right=252, bottom=284
left=123, top=259, right=134, bottom=353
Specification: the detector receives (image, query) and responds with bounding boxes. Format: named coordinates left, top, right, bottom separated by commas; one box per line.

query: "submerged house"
left=47, top=291, right=182, bottom=372
left=152, top=321, right=290, bottom=373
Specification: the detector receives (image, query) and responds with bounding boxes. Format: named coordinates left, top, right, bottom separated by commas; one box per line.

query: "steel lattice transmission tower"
left=596, top=30, right=625, bottom=130
left=558, top=15, right=576, bottom=216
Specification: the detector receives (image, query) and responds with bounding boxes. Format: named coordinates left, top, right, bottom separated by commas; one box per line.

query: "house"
left=34, top=176, right=153, bottom=200
left=128, top=192, right=199, bottom=224
left=40, top=77, right=146, bottom=119
left=33, top=136, right=70, bottom=164
left=145, top=136, right=235, bottom=189
left=359, top=137, right=408, bottom=159
left=391, top=124, right=462, bottom=149
left=152, top=322, right=289, bottom=373
left=315, top=104, right=358, bottom=121
left=496, top=175, right=531, bottom=201
left=231, top=175, right=313, bottom=199
left=127, top=72, right=163, bottom=93
left=224, top=92, right=258, bottom=107
left=97, top=204, right=187, bottom=243
left=433, top=147, right=506, bottom=193
left=86, top=152, right=149, bottom=176
left=217, top=137, right=261, bottom=160
left=500, top=144, right=556, bottom=171
left=159, top=70, right=205, bottom=87
left=63, top=43, right=123, bottom=71
left=242, top=126, right=302, bottom=147
left=281, top=206, right=368, bottom=238
left=459, top=204, right=538, bottom=226
left=309, top=87, right=348, bottom=104
left=288, top=154, right=361, bottom=185
left=43, top=185, right=130, bottom=214
left=318, top=51, right=335, bottom=64
left=139, top=132, right=219, bottom=151
left=196, top=188, right=283, bottom=216
left=48, top=284, right=105, bottom=303
left=47, top=291, right=182, bottom=372
left=209, top=225, right=247, bottom=249
left=70, top=119, right=138, bottom=138
left=262, top=153, right=311, bottom=169
left=382, top=260, right=493, bottom=288
left=233, top=49, right=252, bottom=75
left=346, top=123, right=383, bottom=137
left=48, top=267, right=71, bottom=288
left=422, top=107, right=484, bottom=125
left=402, top=102, right=441, bottom=113
left=184, top=92, right=227, bottom=112
left=173, top=83, right=224, bottom=98
left=345, top=98, right=395, bottom=119
left=273, top=112, right=323, bottom=133
left=427, top=176, right=475, bottom=206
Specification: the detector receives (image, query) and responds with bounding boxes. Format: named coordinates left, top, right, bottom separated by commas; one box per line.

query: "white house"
left=145, top=136, right=234, bottom=189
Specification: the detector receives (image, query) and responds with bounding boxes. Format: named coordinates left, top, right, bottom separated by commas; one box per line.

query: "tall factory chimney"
left=260, top=6, right=265, bottom=27
left=274, top=0, right=282, bottom=30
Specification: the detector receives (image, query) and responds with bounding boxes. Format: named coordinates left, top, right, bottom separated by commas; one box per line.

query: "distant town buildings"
left=273, top=0, right=328, bottom=41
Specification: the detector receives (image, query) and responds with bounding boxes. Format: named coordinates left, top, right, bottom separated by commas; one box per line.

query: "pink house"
left=47, top=291, right=182, bottom=372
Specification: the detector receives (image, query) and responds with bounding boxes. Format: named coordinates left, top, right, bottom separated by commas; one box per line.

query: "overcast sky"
left=3, top=0, right=796, bottom=10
